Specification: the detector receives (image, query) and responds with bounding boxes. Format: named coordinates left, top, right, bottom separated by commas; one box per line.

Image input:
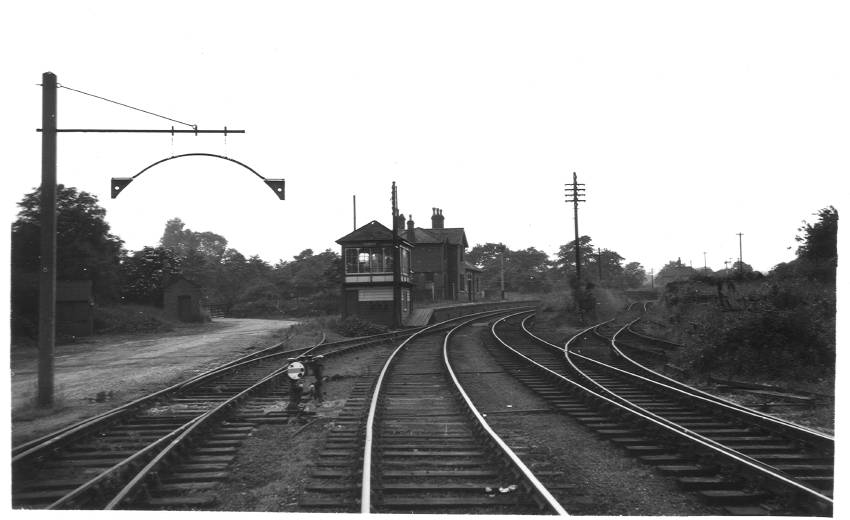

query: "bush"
left=93, top=304, right=175, bottom=334
left=329, top=316, right=388, bottom=337
left=230, top=298, right=281, bottom=318
left=693, top=309, right=832, bottom=380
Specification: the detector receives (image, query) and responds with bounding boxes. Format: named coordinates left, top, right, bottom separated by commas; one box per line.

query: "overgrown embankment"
left=642, top=274, right=835, bottom=395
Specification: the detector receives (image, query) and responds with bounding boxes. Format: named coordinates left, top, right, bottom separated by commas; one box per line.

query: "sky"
left=1, top=2, right=848, bottom=514
left=2, top=1, right=847, bottom=277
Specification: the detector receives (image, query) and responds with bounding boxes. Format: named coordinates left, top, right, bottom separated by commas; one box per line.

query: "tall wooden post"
left=391, top=182, right=400, bottom=328
left=573, top=172, right=581, bottom=287
left=38, top=72, right=58, bottom=407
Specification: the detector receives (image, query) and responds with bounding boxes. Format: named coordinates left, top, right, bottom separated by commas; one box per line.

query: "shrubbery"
left=92, top=305, right=175, bottom=334
left=329, top=316, right=389, bottom=337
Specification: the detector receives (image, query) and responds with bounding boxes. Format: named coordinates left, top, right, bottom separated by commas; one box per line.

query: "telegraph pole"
left=650, top=268, right=654, bottom=289
left=391, top=182, right=401, bottom=328
left=499, top=244, right=505, bottom=300
left=34, top=73, right=255, bottom=407
left=737, top=232, right=744, bottom=273
left=38, top=72, right=58, bottom=407
left=597, top=248, right=603, bottom=281
left=564, top=172, right=586, bottom=287
left=353, top=195, right=357, bottom=230
left=703, top=251, right=707, bottom=271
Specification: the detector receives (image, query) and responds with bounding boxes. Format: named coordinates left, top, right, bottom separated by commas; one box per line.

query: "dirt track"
left=11, top=318, right=298, bottom=444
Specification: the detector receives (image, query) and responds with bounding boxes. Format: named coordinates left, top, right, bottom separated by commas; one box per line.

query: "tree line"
left=467, top=237, right=647, bottom=295
left=10, top=184, right=651, bottom=337
left=11, top=185, right=341, bottom=337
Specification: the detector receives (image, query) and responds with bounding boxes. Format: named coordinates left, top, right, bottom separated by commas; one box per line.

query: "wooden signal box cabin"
left=336, top=220, right=413, bottom=326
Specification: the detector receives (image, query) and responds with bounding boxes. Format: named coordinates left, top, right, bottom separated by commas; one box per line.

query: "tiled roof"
left=337, top=220, right=413, bottom=246
left=408, top=227, right=444, bottom=244
left=426, top=227, right=468, bottom=248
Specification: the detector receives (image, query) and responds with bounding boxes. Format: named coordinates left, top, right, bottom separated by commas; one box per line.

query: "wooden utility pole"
left=737, top=232, right=744, bottom=273
left=33, top=73, right=254, bottom=407
left=353, top=194, right=357, bottom=230
left=500, top=244, right=505, bottom=300
left=391, top=182, right=401, bottom=328
left=597, top=248, right=603, bottom=280
left=38, top=72, right=58, bottom=407
left=564, top=172, right=586, bottom=287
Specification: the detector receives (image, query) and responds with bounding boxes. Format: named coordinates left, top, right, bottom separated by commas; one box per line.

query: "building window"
left=345, top=247, right=394, bottom=274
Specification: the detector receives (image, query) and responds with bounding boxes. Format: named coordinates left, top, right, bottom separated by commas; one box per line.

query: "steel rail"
left=494, top=312, right=833, bottom=512
left=13, top=329, right=415, bottom=465
left=608, top=318, right=834, bottom=445
left=103, top=360, right=296, bottom=509
left=360, top=306, right=535, bottom=513
left=623, top=322, right=684, bottom=348
left=25, top=329, right=420, bottom=509
left=45, top=414, right=207, bottom=509
left=442, top=315, right=567, bottom=515
left=12, top=332, right=318, bottom=462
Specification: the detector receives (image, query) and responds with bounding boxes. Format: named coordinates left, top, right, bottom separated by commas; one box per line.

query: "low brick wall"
left=428, top=300, right=540, bottom=324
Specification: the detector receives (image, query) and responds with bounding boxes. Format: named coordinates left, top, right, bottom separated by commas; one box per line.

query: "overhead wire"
left=57, top=83, right=197, bottom=130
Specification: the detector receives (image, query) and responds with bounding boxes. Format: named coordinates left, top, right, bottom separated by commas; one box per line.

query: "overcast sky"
left=3, top=1, right=847, bottom=277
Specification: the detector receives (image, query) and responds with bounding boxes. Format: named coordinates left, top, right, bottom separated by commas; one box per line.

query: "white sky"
left=1, top=2, right=849, bottom=514
left=2, top=1, right=847, bottom=275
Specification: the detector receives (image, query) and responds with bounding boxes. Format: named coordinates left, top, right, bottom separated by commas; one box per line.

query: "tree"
left=796, top=206, right=838, bottom=262
left=11, top=185, right=125, bottom=336
left=120, top=247, right=182, bottom=305
left=503, top=247, right=551, bottom=293
left=12, top=185, right=124, bottom=299
left=468, top=242, right=508, bottom=294
left=554, top=235, right=595, bottom=278
left=622, top=261, right=647, bottom=289
left=655, top=258, right=697, bottom=286
left=160, top=217, right=228, bottom=261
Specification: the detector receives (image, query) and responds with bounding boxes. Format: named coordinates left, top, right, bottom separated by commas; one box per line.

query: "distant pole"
left=703, top=251, right=707, bottom=270
left=650, top=268, right=654, bottom=289
left=391, top=182, right=400, bottom=328
left=352, top=194, right=356, bottom=230
left=724, top=259, right=731, bottom=272
left=500, top=245, right=505, bottom=300
left=737, top=232, right=744, bottom=273
left=39, top=72, right=58, bottom=407
left=564, top=172, right=586, bottom=287
left=597, top=248, right=603, bottom=280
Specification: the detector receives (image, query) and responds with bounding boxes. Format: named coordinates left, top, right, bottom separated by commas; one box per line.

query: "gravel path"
left=11, top=318, right=298, bottom=444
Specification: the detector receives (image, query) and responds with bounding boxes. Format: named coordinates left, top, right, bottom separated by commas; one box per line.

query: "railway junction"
left=11, top=300, right=834, bottom=515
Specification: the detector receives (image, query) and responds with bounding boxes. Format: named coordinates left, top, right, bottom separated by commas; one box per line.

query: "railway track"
left=356, top=309, right=565, bottom=514
left=12, top=329, right=418, bottom=510
left=489, top=311, right=833, bottom=516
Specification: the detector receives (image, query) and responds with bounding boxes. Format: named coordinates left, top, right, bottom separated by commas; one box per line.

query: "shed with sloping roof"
left=163, top=275, right=203, bottom=322
left=56, top=280, right=94, bottom=337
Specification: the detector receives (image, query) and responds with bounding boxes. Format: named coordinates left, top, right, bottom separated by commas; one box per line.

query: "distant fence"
left=205, top=304, right=227, bottom=318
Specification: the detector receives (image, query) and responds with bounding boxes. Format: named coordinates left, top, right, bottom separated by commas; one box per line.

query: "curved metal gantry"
left=110, top=152, right=285, bottom=199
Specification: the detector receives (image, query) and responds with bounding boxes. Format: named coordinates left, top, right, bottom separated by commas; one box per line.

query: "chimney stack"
left=406, top=215, right=415, bottom=242
left=431, top=207, right=444, bottom=229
